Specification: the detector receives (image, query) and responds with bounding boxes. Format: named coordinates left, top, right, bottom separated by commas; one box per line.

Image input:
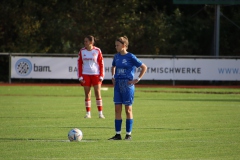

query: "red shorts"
left=81, top=75, right=102, bottom=87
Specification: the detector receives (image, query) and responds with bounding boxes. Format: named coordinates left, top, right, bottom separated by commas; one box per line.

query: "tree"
left=0, top=0, right=239, bottom=55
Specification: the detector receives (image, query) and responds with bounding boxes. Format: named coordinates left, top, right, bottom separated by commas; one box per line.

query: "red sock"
left=96, top=99, right=102, bottom=111
left=97, top=106, right=102, bottom=111
left=85, top=99, right=91, bottom=113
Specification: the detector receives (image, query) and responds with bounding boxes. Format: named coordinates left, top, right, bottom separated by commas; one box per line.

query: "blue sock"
left=126, top=119, right=133, bottom=133
left=115, top=119, right=122, bottom=133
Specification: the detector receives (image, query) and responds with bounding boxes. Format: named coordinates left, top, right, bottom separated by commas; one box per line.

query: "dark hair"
left=116, top=36, right=129, bottom=48
left=85, top=35, right=96, bottom=44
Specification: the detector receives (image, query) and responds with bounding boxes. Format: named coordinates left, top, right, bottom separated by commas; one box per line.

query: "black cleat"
left=124, top=134, right=132, bottom=140
left=108, top=134, right=122, bottom=140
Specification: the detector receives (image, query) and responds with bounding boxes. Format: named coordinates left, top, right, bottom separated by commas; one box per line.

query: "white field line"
left=100, top=87, right=108, bottom=91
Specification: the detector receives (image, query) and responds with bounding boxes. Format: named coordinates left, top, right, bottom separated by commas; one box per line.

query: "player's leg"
left=92, top=75, right=105, bottom=118
left=83, top=86, right=91, bottom=118
left=115, top=104, right=123, bottom=133
left=123, top=82, right=135, bottom=140
left=82, top=75, right=92, bottom=118
left=108, top=104, right=122, bottom=140
left=125, top=105, right=133, bottom=140
left=109, top=79, right=123, bottom=140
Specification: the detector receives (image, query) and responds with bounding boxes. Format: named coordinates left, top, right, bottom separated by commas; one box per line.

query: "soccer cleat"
left=99, top=114, right=105, bottom=119
left=108, top=134, right=122, bottom=140
left=124, top=134, right=132, bottom=140
left=84, top=114, right=91, bottom=118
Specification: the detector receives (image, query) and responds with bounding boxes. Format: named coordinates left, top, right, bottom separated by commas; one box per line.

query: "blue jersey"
left=112, top=53, right=142, bottom=80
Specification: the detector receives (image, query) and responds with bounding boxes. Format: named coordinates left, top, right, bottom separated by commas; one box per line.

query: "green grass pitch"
left=0, top=85, right=240, bottom=159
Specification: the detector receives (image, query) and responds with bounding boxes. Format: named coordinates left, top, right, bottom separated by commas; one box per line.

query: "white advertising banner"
left=11, top=57, right=77, bottom=79
left=11, top=56, right=240, bottom=81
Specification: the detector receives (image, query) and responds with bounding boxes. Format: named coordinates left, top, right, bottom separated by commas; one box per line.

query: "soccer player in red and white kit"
left=77, top=35, right=105, bottom=119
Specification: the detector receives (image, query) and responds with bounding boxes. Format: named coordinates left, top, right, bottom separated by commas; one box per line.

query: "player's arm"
left=111, top=66, right=116, bottom=78
left=111, top=66, right=116, bottom=85
left=130, top=63, right=147, bottom=85
left=77, top=51, right=83, bottom=82
left=97, top=51, right=104, bottom=81
left=137, top=63, right=147, bottom=81
left=111, top=55, right=117, bottom=84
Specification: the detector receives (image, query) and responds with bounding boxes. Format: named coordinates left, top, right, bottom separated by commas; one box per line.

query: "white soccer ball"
left=68, top=128, right=83, bottom=142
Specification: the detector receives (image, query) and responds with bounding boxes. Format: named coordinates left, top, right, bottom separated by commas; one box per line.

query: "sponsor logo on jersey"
left=122, top=59, right=127, bottom=65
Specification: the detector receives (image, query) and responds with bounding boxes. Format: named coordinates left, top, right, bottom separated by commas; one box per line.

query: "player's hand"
left=112, top=78, right=115, bottom=85
left=79, top=77, right=85, bottom=84
left=79, top=79, right=85, bottom=84
left=128, top=79, right=139, bottom=85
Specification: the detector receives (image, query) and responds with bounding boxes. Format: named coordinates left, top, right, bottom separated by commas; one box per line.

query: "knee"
left=115, top=108, right=121, bottom=114
left=125, top=108, right=132, bottom=115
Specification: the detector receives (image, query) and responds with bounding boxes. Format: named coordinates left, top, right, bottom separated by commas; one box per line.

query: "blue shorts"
left=114, top=79, right=135, bottom=106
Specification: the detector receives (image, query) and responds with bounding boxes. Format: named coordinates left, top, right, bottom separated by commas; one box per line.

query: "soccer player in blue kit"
left=108, top=36, right=147, bottom=140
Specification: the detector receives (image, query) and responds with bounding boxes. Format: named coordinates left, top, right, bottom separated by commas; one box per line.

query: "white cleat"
left=99, top=114, right=105, bottom=119
left=84, top=114, right=91, bottom=118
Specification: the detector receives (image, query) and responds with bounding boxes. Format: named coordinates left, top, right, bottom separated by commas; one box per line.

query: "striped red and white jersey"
left=77, top=46, right=104, bottom=78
